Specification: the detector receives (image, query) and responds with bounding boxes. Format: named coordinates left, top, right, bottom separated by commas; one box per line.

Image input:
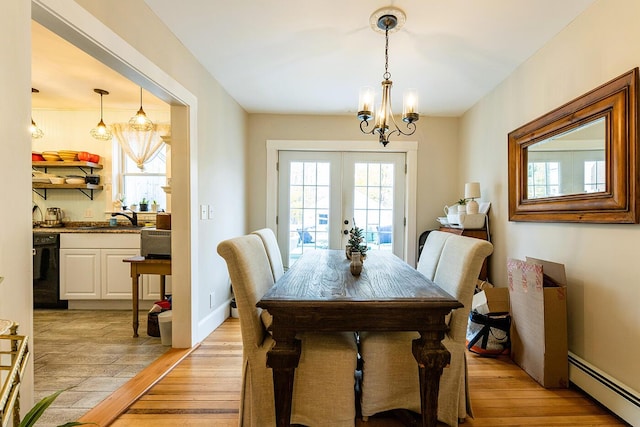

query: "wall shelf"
left=32, top=161, right=103, bottom=200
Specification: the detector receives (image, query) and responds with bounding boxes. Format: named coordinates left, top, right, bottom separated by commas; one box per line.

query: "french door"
left=277, top=151, right=405, bottom=268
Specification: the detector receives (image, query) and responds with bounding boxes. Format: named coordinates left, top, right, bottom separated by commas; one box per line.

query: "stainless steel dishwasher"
left=33, top=233, right=67, bottom=309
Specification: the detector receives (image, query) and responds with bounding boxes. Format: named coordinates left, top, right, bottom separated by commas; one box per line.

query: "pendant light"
left=129, top=87, right=153, bottom=131
left=357, top=6, right=419, bottom=147
left=30, top=88, right=44, bottom=139
left=90, top=89, right=113, bottom=141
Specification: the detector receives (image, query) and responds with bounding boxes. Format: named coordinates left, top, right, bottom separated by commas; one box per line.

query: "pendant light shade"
left=90, top=89, right=113, bottom=141
left=129, top=87, right=153, bottom=131
left=31, top=88, right=44, bottom=139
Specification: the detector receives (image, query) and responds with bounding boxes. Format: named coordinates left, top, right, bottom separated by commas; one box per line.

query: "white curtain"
left=111, top=123, right=171, bottom=170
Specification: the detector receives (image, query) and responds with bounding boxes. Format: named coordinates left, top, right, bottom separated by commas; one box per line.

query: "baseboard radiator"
left=569, top=352, right=640, bottom=425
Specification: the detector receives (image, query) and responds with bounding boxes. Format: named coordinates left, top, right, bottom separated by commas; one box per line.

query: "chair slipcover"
left=416, top=230, right=454, bottom=280
left=251, top=228, right=285, bottom=281
left=359, top=235, right=493, bottom=426
left=217, top=234, right=357, bottom=426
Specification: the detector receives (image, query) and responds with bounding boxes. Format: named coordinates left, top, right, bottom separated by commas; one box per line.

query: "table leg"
left=160, top=275, right=166, bottom=300
left=265, top=335, right=301, bottom=427
left=412, top=331, right=451, bottom=427
left=132, top=272, right=140, bottom=338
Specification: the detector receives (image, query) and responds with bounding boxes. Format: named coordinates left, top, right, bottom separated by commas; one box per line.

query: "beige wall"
left=247, top=114, right=461, bottom=244
left=460, top=0, right=640, bottom=394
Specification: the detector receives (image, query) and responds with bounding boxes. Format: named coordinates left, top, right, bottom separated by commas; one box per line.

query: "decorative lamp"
left=90, top=89, right=113, bottom=141
left=129, top=87, right=153, bottom=131
left=30, top=88, right=44, bottom=139
left=357, top=6, right=419, bottom=147
left=464, top=182, right=481, bottom=214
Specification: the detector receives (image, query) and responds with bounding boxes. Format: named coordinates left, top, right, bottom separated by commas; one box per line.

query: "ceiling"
left=31, top=21, right=168, bottom=112
left=33, top=0, right=596, bottom=117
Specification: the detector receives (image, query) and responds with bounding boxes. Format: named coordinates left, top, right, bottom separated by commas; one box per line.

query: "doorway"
left=266, top=139, right=419, bottom=265
left=277, top=151, right=406, bottom=267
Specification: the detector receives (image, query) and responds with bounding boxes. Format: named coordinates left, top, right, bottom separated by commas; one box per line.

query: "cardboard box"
left=507, top=257, right=568, bottom=388
left=472, top=285, right=510, bottom=315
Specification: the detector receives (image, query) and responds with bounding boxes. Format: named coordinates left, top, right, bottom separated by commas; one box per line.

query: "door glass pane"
left=288, top=161, right=331, bottom=265
left=353, top=162, right=395, bottom=252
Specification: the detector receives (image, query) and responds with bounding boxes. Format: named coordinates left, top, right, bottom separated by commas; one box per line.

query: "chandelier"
left=30, top=88, right=44, bottom=139
left=90, top=88, right=113, bottom=141
left=129, top=87, right=154, bottom=131
left=357, top=7, right=419, bottom=147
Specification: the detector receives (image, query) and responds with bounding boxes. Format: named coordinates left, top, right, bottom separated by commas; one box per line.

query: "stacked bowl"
left=58, top=150, right=79, bottom=161
left=41, top=151, right=61, bottom=162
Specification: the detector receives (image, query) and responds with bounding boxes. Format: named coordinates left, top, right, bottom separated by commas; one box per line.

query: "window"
left=113, top=144, right=167, bottom=210
left=584, top=160, right=605, bottom=193
left=528, top=161, right=560, bottom=198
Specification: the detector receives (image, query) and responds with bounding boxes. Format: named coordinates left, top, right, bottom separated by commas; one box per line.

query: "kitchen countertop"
left=33, top=221, right=147, bottom=234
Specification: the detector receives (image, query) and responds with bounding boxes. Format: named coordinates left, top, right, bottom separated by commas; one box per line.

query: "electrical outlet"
left=208, top=205, right=214, bottom=219
left=200, top=204, right=208, bottom=220
left=209, top=291, right=215, bottom=308
left=84, top=208, right=93, bottom=218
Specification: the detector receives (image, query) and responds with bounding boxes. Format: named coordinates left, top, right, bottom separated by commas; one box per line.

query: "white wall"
left=0, top=0, right=35, bottom=408
left=67, top=0, right=248, bottom=338
left=247, top=114, right=461, bottom=242
left=460, top=0, right=640, bottom=397
left=0, top=0, right=248, bottom=410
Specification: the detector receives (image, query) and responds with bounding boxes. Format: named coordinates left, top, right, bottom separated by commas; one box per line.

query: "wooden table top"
left=259, top=249, right=460, bottom=310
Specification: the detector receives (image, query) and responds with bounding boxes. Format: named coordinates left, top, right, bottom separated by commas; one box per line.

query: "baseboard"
left=196, top=298, right=230, bottom=342
left=569, top=352, right=640, bottom=425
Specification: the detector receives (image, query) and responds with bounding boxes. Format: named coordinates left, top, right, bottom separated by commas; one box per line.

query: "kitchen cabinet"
left=60, top=234, right=138, bottom=300
left=32, top=161, right=103, bottom=200
left=59, top=233, right=170, bottom=301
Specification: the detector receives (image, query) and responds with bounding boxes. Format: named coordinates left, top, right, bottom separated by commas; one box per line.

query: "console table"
left=123, top=257, right=171, bottom=338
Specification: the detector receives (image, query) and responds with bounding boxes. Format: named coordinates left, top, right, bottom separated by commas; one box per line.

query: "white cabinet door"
left=142, top=275, right=172, bottom=301
left=60, top=248, right=101, bottom=299
left=101, top=249, right=139, bottom=299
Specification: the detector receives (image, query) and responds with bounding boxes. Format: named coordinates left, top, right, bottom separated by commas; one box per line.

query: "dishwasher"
left=33, top=233, right=67, bottom=309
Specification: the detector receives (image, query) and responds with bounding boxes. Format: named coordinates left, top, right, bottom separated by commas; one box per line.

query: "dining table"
left=257, top=249, right=462, bottom=427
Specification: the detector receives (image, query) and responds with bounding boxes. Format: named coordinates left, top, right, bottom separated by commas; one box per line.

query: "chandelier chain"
left=383, top=26, right=391, bottom=80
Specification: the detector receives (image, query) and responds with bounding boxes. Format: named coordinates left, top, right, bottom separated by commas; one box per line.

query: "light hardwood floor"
left=81, top=318, right=627, bottom=426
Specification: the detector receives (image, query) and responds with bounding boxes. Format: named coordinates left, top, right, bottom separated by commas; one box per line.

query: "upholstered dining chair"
left=416, top=230, right=454, bottom=281
left=217, top=234, right=358, bottom=427
left=359, top=235, right=493, bottom=426
left=251, top=228, right=285, bottom=281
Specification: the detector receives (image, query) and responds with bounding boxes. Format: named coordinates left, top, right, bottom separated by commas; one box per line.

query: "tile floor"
left=32, top=309, right=168, bottom=427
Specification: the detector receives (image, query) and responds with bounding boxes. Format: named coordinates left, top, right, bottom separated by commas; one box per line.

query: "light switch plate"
left=200, top=204, right=208, bottom=220
left=208, top=205, right=214, bottom=219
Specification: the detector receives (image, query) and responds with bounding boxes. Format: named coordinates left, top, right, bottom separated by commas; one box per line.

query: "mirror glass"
left=527, top=117, right=606, bottom=199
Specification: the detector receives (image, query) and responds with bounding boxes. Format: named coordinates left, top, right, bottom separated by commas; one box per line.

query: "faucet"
left=111, top=210, right=138, bottom=226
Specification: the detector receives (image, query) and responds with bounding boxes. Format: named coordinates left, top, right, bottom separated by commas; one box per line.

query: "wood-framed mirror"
left=508, top=68, right=639, bottom=223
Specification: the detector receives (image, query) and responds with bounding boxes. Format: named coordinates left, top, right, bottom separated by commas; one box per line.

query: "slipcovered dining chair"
left=217, top=234, right=358, bottom=427
left=251, top=228, right=285, bottom=281
left=359, top=235, right=493, bottom=426
left=416, top=230, right=454, bottom=281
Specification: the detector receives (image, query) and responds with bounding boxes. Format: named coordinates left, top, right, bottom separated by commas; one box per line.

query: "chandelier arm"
left=359, top=119, right=378, bottom=135
left=387, top=111, right=417, bottom=137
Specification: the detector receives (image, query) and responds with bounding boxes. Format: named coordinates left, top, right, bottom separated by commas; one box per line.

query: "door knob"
left=344, top=219, right=349, bottom=225
left=343, top=230, right=349, bottom=235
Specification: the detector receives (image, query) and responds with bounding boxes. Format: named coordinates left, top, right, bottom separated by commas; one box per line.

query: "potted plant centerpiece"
left=139, top=198, right=149, bottom=212
left=346, top=221, right=369, bottom=261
